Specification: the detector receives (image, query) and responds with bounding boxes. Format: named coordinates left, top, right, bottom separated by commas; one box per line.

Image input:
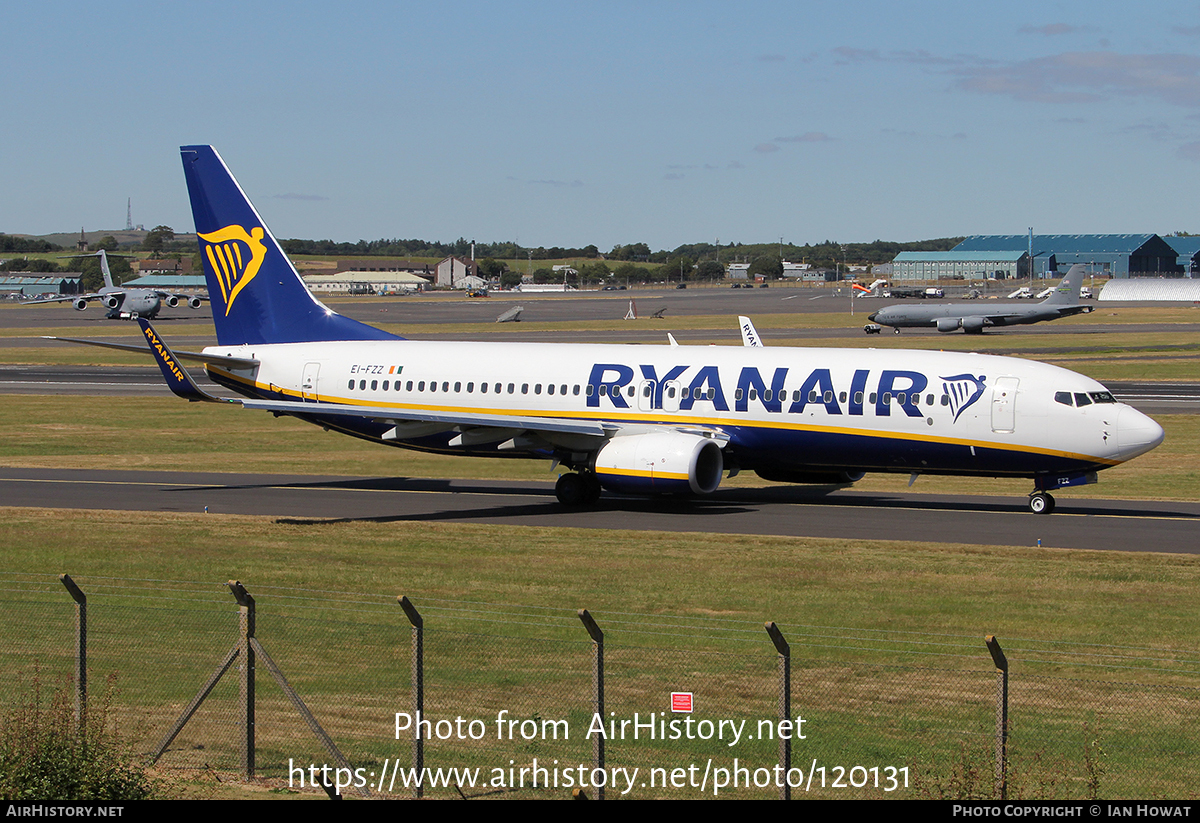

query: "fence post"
left=764, top=622, right=791, bottom=800
left=398, top=596, right=424, bottom=799
left=985, top=635, right=1009, bottom=800
left=58, top=574, right=86, bottom=733
left=578, top=609, right=604, bottom=801
left=229, top=580, right=255, bottom=780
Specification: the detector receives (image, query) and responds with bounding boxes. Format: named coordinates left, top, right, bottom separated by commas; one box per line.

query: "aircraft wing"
left=154, top=292, right=208, bottom=302
left=23, top=292, right=114, bottom=305
left=238, top=397, right=613, bottom=439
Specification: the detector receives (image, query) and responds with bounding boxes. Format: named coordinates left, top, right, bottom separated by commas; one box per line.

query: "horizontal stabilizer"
left=43, top=335, right=260, bottom=370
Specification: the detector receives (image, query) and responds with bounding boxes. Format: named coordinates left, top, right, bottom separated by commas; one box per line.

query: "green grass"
left=2, top=510, right=1198, bottom=798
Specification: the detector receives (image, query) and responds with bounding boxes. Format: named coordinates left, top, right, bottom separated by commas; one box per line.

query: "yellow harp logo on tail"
left=198, top=225, right=268, bottom=316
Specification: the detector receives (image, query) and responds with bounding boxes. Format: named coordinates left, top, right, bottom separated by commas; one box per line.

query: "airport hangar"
left=948, top=234, right=1184, bottom=279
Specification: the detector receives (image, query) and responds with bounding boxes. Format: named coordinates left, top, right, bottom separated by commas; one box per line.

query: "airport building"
left=1162, top=236, right=1200, bottom=277
left=303, top=271, right=430, bottom=294
left=435, top=256, right=480, bottom=288
left=891, top=251, right=1030, bottom=282
left=951, top=235, right=1182, bottom=278
left=123, top=274, right=207, bottom=292
left=0, top=274, right=82, bottom=297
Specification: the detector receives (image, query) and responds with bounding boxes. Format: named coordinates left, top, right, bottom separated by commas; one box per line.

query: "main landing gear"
left=555, top=472, right=602, bottom=507
left=1028, top=491, right=1055, bottom=515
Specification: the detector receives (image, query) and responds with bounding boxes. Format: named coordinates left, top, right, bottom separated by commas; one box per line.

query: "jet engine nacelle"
left=188, top=296, right=203, bottom=309
left=166, top=296, right=180, bottom=308
left=102, top=295, right=121, bottom=310
left=593, top=431, right=724, bottom=496
left=72, top=298, right=89, bottom=311
left=959, top=316, right=989, bottom=333
left=936, top=317, right=962, bottom=333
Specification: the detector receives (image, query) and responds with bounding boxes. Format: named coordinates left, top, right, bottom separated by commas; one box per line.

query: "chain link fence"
left=1, top=574, right=1196, bottom=799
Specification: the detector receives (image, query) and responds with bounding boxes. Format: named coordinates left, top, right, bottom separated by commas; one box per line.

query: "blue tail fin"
left=180, top=145, right=401, bottom=346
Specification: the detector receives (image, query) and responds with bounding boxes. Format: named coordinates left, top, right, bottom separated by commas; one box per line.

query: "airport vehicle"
left=57, top=146, right=1164, bottom=515
left=26, top=250, right=206, bottom=319
left=867, top=265, right=1093, bottom=334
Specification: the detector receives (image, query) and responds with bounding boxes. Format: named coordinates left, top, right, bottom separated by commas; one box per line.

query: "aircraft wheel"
left=582, top=472, right=602, bottom=504
left=555, top=473, right=587, bottom=507
left=893, top=328, right=901, bottom=334
left=1028, top=492, right=1055, bottom=515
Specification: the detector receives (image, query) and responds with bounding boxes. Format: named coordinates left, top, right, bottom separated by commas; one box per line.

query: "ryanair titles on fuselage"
left=581, top=362, right=985, bottom=421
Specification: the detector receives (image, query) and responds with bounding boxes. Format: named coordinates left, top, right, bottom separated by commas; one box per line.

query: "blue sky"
left=4, top=1, right=1200, bottom=251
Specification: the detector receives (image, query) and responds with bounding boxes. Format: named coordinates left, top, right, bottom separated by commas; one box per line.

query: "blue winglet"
left=137, top=318, right=230, bottom=403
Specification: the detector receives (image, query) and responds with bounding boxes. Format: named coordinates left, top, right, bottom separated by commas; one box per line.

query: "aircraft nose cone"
left=1116, top=406, right=1164, bottom=461
left=868, top=311, right=878, bottom=322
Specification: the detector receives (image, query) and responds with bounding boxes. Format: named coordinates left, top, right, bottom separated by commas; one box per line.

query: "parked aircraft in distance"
left=867, top=265, right=1093, bottom=335
left=55, top=147, right=1163, bottom=514
left=26, top=250, right=206, bottom=319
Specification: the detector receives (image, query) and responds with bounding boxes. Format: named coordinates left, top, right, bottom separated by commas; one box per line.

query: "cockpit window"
left=1089, top=391, right=1116, bottom=404
left=1054, top=391, right=1072, bottom=406
left=1074, top=392, right=1092, bottom=407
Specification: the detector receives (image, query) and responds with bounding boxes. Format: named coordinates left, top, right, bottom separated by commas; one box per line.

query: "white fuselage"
left=204, top=339, right=1163, bottom=481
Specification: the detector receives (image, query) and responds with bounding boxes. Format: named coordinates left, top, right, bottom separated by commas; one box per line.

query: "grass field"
left=4, top=509, right=1198, bottom=799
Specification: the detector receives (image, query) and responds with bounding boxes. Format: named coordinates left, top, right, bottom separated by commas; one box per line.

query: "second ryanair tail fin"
left=180, top=145, right=401, bottom=347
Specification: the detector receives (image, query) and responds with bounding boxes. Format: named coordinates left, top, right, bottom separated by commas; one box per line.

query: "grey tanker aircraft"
left=866, top=264, right=1093, bottom=334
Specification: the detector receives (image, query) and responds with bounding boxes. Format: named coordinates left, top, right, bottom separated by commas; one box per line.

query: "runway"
left=2, top=466, right=1196, bottom=554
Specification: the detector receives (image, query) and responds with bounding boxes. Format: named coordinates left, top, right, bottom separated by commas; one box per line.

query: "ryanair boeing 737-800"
left=53, top=147, right=1164, bottom=514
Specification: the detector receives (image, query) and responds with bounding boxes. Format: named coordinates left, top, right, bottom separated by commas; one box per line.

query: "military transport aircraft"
left=27, top=249, right=206, bottom=319
left=52, top=147, right=1164, bottom=515
left=866, top=264, right=1093, bottom=334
